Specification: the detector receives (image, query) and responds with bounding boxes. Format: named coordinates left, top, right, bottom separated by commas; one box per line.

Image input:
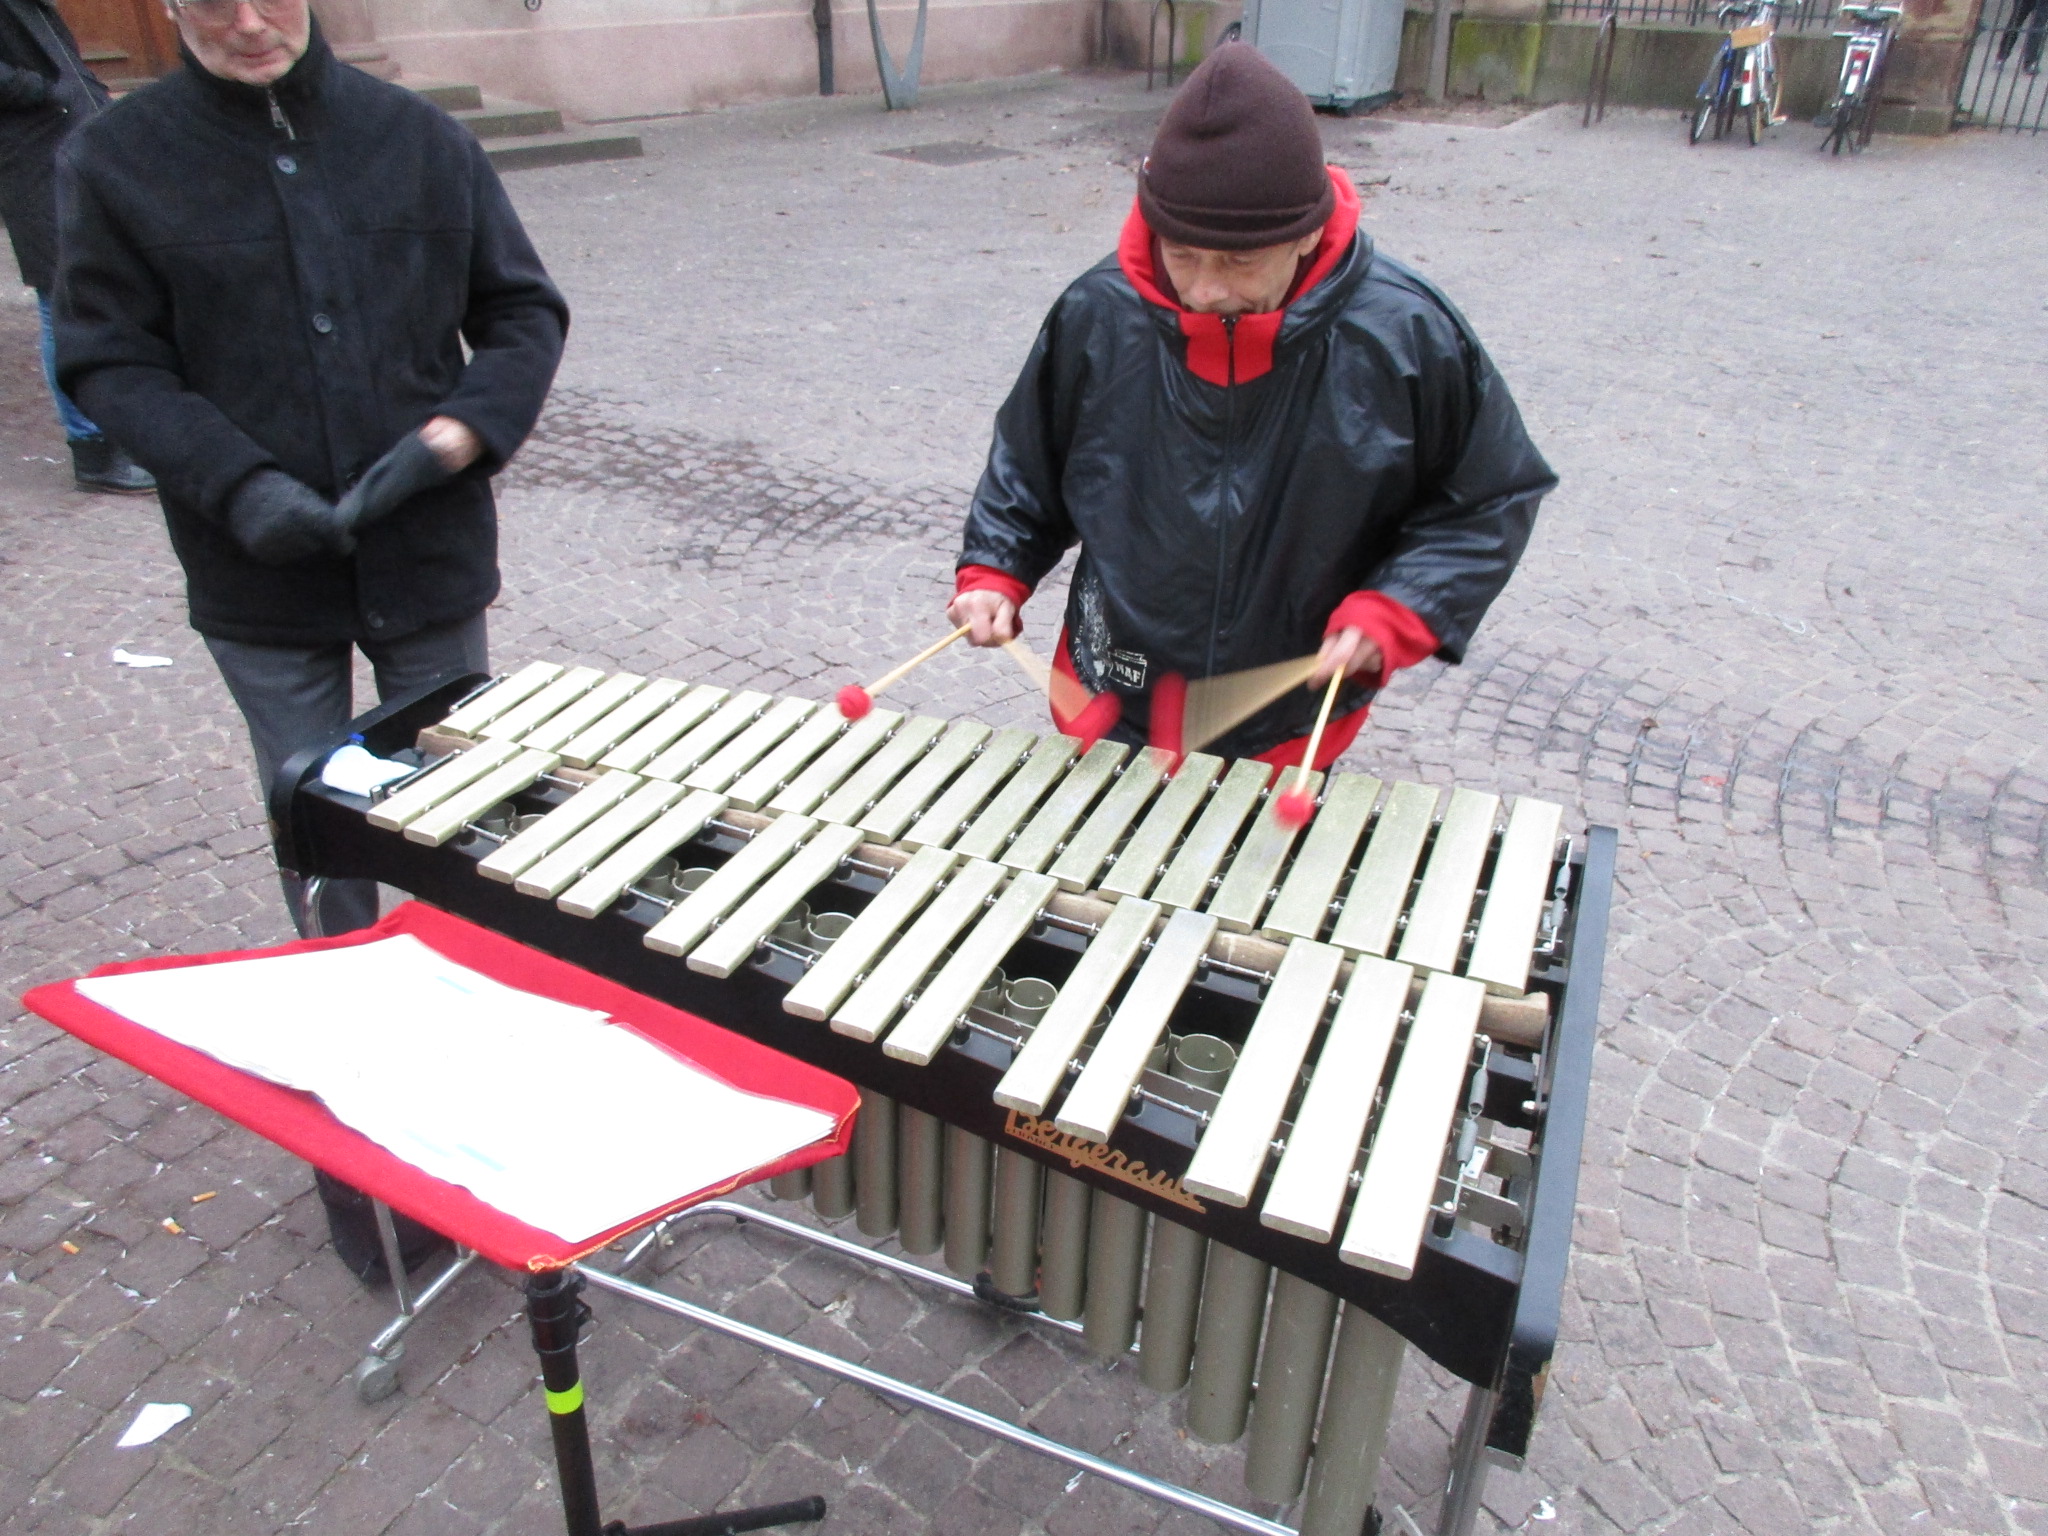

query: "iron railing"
left=1545, top=0, right=1839, bottom=32
left=1954, top=0, right=2048, bottom=132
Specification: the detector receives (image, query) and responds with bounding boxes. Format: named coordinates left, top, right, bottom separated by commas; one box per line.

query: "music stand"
left=22, top=902, right=859, bottom=1536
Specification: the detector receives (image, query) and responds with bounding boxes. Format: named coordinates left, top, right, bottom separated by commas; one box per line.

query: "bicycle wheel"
left=1827, top=96, right=1855, bottom=153
left=1690, top=93, right=1716, bottom=142
left=1855, top=45, right=1890, bottom=146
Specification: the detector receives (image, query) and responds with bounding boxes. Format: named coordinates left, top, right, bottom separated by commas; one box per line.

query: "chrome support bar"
left=575, top=1261, right=1298, bottom=1536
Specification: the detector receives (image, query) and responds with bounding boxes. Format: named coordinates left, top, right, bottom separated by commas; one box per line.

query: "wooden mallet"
left=838, top=624, right=971, bottom=719
left=1002, top=638, right=1121, bottom=746
left=1273, top=669, right=1345, bottom=828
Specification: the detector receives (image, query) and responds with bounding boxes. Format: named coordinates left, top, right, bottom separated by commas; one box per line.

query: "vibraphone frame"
left=274, top=674, right=1614, bottom=1536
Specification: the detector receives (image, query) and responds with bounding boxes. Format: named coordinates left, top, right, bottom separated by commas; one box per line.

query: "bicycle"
left=1819, top=2, right=1901, bottom=153
left=1690, top=0, right=1784, bottom=145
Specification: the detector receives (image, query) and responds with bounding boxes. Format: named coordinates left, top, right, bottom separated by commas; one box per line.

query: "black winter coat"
left=962, top=223, right=1555, bottom=758
left=0, top=0, right=108, bottom=290
left=54, top=25, right=568, bottom=646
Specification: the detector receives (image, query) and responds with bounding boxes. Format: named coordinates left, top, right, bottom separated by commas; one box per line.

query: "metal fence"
left=1954, top=0, right=2048, bottom=131
left=1545, top=0, right=1841, bottom=33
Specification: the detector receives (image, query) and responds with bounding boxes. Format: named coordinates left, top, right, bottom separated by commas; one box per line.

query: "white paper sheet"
left=79, top=937, right=836, bottom=1243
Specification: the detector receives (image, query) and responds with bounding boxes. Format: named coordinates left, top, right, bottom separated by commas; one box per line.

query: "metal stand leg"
left=352, top=1198, right=480, bottom=1404
left=1437, top=1385, right=1500, bottom=1536
left=526, top=1269, right=828, bottom=1536
left=1147, top=0, right=1179, bottom=89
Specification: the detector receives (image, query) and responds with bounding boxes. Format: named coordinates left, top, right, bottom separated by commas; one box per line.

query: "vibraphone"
left=272, top=663, right=1614, bottom=1536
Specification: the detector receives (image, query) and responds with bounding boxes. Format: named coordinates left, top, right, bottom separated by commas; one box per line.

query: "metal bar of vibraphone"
left=575, top=1260, right=1299, bottom=1536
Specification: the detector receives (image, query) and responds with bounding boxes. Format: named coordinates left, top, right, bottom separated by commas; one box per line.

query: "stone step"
left=455, top=96, right=565, bottom=139
left=406, top=78, right=485, bottom=112
left=335, top=43, right=399, bottom=81
left=483, top=125, right=645, bottom=172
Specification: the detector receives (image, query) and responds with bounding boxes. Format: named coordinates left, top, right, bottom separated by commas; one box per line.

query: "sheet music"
left=78, top=936, right=837, bottom=1243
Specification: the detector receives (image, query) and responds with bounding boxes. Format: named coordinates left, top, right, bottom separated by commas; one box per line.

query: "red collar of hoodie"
left=1116, top=164, right=1363, bottom=387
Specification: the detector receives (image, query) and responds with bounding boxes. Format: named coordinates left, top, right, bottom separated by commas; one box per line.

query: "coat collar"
left=178, top=13, right=334, bottom=131
left=1115, top=165, right=1368, bottom=386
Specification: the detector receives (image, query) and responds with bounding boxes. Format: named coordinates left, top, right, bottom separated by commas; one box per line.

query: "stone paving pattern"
left=1, top=72, right=2044, bottom=1536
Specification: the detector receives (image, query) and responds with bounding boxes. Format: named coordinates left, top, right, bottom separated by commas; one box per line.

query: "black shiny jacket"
left=54, top=23, right=567, bottom=646
left=962, top=203, right=1555, bottom=757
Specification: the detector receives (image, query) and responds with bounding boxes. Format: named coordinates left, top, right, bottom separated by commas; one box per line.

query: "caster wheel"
left=353, top=1352, right=402, bottom=1404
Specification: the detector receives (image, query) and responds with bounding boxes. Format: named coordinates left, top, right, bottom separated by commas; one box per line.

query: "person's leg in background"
left=362, top=609, right=490, bottom=712
left=1996, top=0, right=2037, bottom=62
left=202, top=619, right=487, bottom=1281
left=201, top=631, right=379, bottom=938
left=35, top=289, right=155, bottom=495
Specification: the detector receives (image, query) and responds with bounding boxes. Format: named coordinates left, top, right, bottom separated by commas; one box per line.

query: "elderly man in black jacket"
left=55, top=0, right=567, bottom=1285
left=0, top=0, right=153, bottom=492
left=951, top=45, right=1553, bottom=767
left=55, top=0, right=568, bottom=941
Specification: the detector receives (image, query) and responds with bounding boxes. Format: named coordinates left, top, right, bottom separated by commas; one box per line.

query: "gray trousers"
left=206, top=612, right=489, bottom=938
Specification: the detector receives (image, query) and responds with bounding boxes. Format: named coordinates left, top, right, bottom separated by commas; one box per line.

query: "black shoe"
left=69, top=436, right=157, bottom=495
left=315, top=1169, right=454, bottom=1285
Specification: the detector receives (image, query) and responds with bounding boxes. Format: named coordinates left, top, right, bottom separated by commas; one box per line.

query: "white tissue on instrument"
left=77, top=936, right=836, bottom=1242
left=321, top=743, right=416, bottom=796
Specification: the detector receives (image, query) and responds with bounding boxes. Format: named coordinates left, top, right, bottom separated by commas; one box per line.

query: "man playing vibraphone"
left=949, top=44, right=1555, bottom=764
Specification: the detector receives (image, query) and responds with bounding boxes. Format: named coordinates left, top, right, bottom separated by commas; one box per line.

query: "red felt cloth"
left=20, top=902, right=858, bottom=1272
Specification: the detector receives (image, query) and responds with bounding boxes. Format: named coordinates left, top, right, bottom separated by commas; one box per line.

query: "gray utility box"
left=1242, top=0, right=1406, bottom=111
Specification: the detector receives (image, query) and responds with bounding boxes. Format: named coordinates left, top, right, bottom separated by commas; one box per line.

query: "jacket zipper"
left=267, top=88, right=296, bottom=139
left=1205, top=316, right=1238, bottom=676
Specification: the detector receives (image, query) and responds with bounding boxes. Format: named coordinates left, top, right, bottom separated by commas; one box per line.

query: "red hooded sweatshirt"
left=959, top=166, right=1438, bottom=769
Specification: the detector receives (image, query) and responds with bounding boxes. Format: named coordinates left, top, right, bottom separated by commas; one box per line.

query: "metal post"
left=1428, top=0, right=1457, bottom=102
left=864, top=0, right=929, bottom=109
left=1437, top=1385, right=1501, bottom=1536
left=812, top=0, right=835, bottom=95
left=372, top=1197, right=415, bottom=1317
left=525, top=1270, right=605, bottom=1536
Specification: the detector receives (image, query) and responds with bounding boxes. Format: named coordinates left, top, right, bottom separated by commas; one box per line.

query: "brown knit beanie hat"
left=1138, top=43, right=1335, bottom=251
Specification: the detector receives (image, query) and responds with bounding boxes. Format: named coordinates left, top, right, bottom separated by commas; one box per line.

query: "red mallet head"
left=837, top=685, right=874, bottom=720
left=1148, top=672, right=1186, bottom=768
left=1067, top=689, right=1123, bottom=749
left=1274, top=787, right=1316, bottom=829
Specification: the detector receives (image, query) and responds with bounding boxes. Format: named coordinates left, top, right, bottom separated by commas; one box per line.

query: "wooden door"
left=56, top=0, right=182, bottom=86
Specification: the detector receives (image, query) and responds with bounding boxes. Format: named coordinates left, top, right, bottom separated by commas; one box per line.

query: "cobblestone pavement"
left=2, top=70, right=2045, bottom=1536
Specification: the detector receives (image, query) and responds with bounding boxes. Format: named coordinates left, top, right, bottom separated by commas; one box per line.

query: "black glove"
left=0, top=70, right=54, bottom=111
left=337, top=432, right=455, bottom=534
left=224, top=469, right=355, bottom=565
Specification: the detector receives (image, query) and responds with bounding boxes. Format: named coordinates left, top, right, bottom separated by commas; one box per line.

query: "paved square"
left=2, top=71, right=2044, bottom=1536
